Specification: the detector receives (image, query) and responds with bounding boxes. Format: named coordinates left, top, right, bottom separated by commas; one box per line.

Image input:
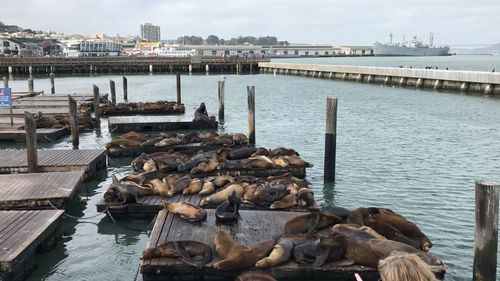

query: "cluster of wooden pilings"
left=0, top=56, right=269, bottom=75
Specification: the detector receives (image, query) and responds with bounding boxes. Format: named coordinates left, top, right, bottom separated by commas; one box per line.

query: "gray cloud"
left=2, top=0, right=499, bottom=45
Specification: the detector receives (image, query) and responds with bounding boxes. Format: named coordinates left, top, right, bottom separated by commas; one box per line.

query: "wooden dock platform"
left=108, top=115, right=218, bottom=133
left=0, top=171, right=84, bottom=210
left=142, top=209, right=419, bottom=281
left=0, top=127, right=69, bottom=142
left=107, top=143, right=248, bottom=157
left=0, top=149, right=106, bottom=179
left=0, top=210, right=64, bottom=281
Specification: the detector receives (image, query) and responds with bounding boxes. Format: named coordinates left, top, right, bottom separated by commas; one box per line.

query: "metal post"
left=176, top=72, right=181, bottom=104
left=50, top=73, right=55, bottom=94
left=324, top=97, right=337, bottom=181
left=247, top=85, right=255, bottom=145
left=93, top=85, right=100, bottom=125
left=68, top=96, right=79, bottom=149
left=473, top=180, right=499, bottom=281
left=218, top=80, right=225, bottom=122
left=109, top=79, right=116, bottom=104
left=2, top=76, right=8, bottom=88
left=24, top=111, right=38, bottom=173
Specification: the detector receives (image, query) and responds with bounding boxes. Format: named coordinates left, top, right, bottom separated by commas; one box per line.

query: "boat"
left=373, top=33, right=450, bottom=56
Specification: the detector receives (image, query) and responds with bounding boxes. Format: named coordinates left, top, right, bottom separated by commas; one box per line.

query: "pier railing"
left=259, top=62, right=500, bottom=95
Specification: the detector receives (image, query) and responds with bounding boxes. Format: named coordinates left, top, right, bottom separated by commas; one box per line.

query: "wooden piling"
left=218, top=80, right=225, bottom=122
left=247, top=85, right=255, bottom=144
left=176, top=72, right=182, bottom=104
left=109, top=79, right=116, bottom=104
left=473, top=180, right=499, bottom=281
left=2, top=76, right=8, bottom=88
left=24, top=111, right=38, bottom=173
left=68, top=96, right=79, bottom=149
left=28, top=78, right=34, bottom=94
left=122, top=76, right=128, bottom=100
left=93, top=84, right=100, bottom=124
left=324, top=97, right=337, bottom=182
left=50, top=73, right=55, bottom=94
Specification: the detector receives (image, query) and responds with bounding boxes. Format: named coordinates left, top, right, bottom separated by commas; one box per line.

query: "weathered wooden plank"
left=108, top=115, right=218, bottom=133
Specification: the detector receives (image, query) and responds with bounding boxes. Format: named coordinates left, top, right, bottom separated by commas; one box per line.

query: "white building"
left=140, top=23, right=161, bottom=42
left=63, top=40, right=122, bottom=57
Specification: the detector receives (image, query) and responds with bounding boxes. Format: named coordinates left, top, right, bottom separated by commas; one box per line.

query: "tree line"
left=176, top=35, right=289, bottom=46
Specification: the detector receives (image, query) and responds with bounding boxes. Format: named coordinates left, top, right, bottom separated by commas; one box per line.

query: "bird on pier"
left=492, top=68, right=495, bottom=73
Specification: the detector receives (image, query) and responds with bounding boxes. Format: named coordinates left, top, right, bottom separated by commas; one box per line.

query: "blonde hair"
left=378, top=251, right=438, bottom=281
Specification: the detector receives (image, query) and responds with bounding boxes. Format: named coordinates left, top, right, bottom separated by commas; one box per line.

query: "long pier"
left=0, top=57, right=269, bottom=75
left=259, top=62, right=500, bottom=95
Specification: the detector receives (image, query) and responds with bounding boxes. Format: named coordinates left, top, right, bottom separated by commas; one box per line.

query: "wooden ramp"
left=109, top=115, right=218, bottom=133
left=141, top=208, right=395, bottom=281
left=0, top=149, right=106, bottom=179
left=0, top=210, right=64, bottom=281
left=0, top=171, right=84, bottom=210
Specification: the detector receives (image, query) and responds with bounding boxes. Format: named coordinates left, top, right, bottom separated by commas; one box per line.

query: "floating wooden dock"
left=259, top=62, right=500, bottom=95
left=0, top=149, right=106, bottom=179
left=0, top=127, right=69, bottom=142
left=0, top=210, right=64, bottom=281
left=141, top=208, right=441, bottom=281
left=108, top=115, right=218, bottom=133
left=0, top=171, right=84, bottom=210
left=107, top=143, right=248, bottom=157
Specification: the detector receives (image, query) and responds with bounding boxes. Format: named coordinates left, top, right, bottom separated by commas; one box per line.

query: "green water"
left=2, top=56, right=500, bottom=281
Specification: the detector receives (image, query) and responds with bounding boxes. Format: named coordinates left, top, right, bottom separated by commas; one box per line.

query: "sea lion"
left=105, top=138, right=142, bottom=149
left=364, top=215, right=422, bottom=250
left=312, top=233, right=347, bottom=267
left=332, top=224, right=386, bottom=240
left=235, top=272, right=277, bottom=281
left=251, top=148, right=270, bottom=157
left=141, top=240, right=212, bottom=268
left=161, top=201, right=207, bottom=222
left=215, top=191, right=241, bottom=223
left=131, top=153, right=149, bottom=171
left=254, top=184, right=289, bottom=205
left=199, top=181, right=216, bottom=196
left=154, top=137, right=183, bottom=147
left=255, top=239, right=295, bottom=268
left=212, top=175, right=234, bottom=187
left=321, top=206, right=351, bottom=220
left=284, top=213, right=343, bottom=234
left=293, top=240, right=319, bottom=263
left=344, top=237, right=443, bottom=268
left=213, top=238, right=275, bottom=271
left=284, top=155, right=312, bottom=167
left=270, top=193, right=297, bottom=209
left=228, top=147, right=257, bottom=160
left=214, top=230, right=240, bottom=259
left=183, top=179, right=204, bottom=195
left=346, top=207, right=381, bottom=225
left=166, top=175, right=192, bottom=196
left=178, top=152, right=206, bottom=172
left=190, top=158, right=219, bottom=174
left=149, top=178, right=170, bottom=197
left=232, top=133, right=249, bottom=145
left=142, top=159, right=158, bottom=172
left=105, top=175, right=155, bottom=204
left=200, top=184, right=244, bottom=206
left=296, top=188, right=314, bottom=207
left=271, top=157, right=289, bottom=168
left=243, top=184, right=258, bottom=203
left=140, top=136, right=165, bottom=147
left=244, top=155, right=275, bottom=169
left=120, top=131, right=146, bottom=141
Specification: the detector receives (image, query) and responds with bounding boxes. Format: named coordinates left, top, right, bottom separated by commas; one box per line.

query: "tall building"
left=140, top=23, right=160, bottom=42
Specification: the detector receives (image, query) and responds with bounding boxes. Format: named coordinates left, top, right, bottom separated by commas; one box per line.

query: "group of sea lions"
left=105, top=131, right=249, bottom=154
left=99, top=100, right=184, bottom=115
left=104, top=173, right=315, bottom=210
left=140, top=207, right=443, bottom=272
left=130, top=146, right=312, bottom=175
left=28, top=108, right=97, bottom=129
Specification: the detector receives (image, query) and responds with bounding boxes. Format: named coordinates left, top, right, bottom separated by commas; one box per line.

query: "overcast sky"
left=2, top=0, right=499, bottom=45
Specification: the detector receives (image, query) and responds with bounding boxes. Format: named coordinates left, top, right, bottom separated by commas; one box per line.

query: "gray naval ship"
left=373, top=33, right=450, bottom=56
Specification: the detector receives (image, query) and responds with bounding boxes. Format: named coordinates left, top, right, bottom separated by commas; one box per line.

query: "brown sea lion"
left=169, top=175, right=192, bottom=196
left=228, top=146, right=257, bottom=160
left=232, top=133, right=249, bottom=145
left=200, top=184, right=244, bottom=206
left=321, top=206, right=351, bottom=220
left=271, top=157, right=289, bottom=168
left=364, top=215, right=422, bottom=250
left=270, top=147, right=299, bottom=157
left=183, top=179, right=204, bottom=195
left=344, top=237, right=443, bottom=268
left=284, top=213, right=342, bottom=234
left=105, top=175, right=156, bottom=204
left=120, top=131, right=145, bottom=141
left=296, top=188, right=314, bottom=207
left=213, top=238, right=275, bottom=271
left=331, top=224, right=387, bottom=240
left=243, top=184, right=258, bottom=203
left=142, top=159, right=158, bottom=172
left=214, top=230, right=240, bottom=259
left=149, top=178, right=170, bottom=197
left=140, top=136, right=165, bottom=147
left=155, top=137, right=183, bottom=147
left=346, top=207, right=381, bottom=225
left=312, top=233, right=347, bottom=267
left=251, top=148, right=270, bottom=157
left=284, top=155, right=312, bottom=167
left=140, top=240, right=212, bottom=268
left=161, top=201, right=207, bottom=222
left=190, top=158, right=219, bottom=174
left=105, top=138, right=142, bottom=149
left=131, top=153, right=149, bottom=171
left=212, top=175, right=234, bottom=187
left=244, top=155, right=275, bottom=169
left=199, top=181, right=216, bottom=196
left=255, top=238, right=295, bottom=268
left=270, top=193, right=297, bottom=209
left=235, top=272, right=277, bottom=281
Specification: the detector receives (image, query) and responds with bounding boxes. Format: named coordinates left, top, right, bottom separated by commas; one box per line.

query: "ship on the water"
left=373, top=33, right=450, bottom=56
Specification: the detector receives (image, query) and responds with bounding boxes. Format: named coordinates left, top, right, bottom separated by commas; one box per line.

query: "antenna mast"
left=429, top=32, right=434, bottom=46
left=389, top=32, right=393, bottom=44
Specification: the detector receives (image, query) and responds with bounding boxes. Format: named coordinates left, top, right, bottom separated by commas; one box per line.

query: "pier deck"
left=0, top=149, right=106, bottom=179
left=108, top=115, right=218, bottom=133
left=141, top=209, right=389, bottom=281
left=0, top=210, right=64, bottom=281
left=0, top=171, right=84, bottom=210
left=0, top=127, right=69, bottom=142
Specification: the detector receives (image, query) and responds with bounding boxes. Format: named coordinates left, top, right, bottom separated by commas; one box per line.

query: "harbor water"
left=2, top=55, right=500, bottom=281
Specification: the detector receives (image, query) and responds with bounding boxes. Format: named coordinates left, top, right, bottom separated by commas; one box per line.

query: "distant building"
left=175, top=44, right=262, bottom=57
left=339, top=46, right=373, bottom=56
left=262, top=45, right=340, bottom=57
left=63, top=40, right=122, bottom=57
left=0, top=38, right=51, bottom=57
left=140, top=23, right=160, bottom=42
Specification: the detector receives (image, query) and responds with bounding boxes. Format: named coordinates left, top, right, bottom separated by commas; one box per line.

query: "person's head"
left=378, top=251, right=438, bottom=281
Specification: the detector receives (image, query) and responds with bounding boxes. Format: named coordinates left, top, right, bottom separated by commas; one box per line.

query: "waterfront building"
left=261, top=45, right=340, bottom=57
left=339, top=46, right=374, bottom=55
left=63, top=40, right=122, bottom=57
left=140, top=23, right=161, bottom=42
left=0, top=38, right=57, bottom=57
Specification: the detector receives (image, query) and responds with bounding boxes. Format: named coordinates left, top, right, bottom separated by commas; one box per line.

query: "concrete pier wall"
left=259, top=62, right=500, bottom=95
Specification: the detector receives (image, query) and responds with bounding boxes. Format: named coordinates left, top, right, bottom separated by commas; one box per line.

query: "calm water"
left=3, top=57, right=500, bottom=281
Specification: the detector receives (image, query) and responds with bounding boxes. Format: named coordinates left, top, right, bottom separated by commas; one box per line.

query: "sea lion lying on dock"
left=160, top=201, right=207, bottom=222
left=284, top=213, right=343, bottom=234
left=140, top=240, right=212, bottom=268
left=104, top=175, right=155, bottom=204
left=200, top=183, right=244, bottom=206
left=255, top=238, right=295, bottom=268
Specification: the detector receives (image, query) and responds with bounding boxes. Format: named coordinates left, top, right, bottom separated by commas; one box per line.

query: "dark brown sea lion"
left=331, top=224, right=386, bottom=240
left=131, top=153, right=149, bottom=171
left=190, top=158, right=219, bottom=174
left=212, top=175, right=234, bottom=187
left=255, top=238, right=295, bottom=268
left=346, top=207, right=381, bottom=225
left=178, top=152, right=206, bottom=172
left=228, top=146, right=257, bottom=160
left=364, top=215, right=422, bottom=250
left=140, top=240, right=212, bottom=268
left=284, top=213, right=343, bottom=234
left=270, top=147, right=299, bottom=157
left=293, top=240, right=319, bottom=263
left=213, top=237, right=275, bottom=270
left=105, top=138, right=142, bottom=149
left=344, top=237, right=443, bottom=268
left=232, top=133, right=249, bottom=145
left=296, top=188, right=314, bottom=208
left=312, top=233, right=347, bottom=267
left=254, top=184, right=289, bottom=205
left=251, top=148, right=270, bottom=157
left=270, top=193, right=297, bottom=209
left=284, top=155, right=312, bottom=167
left=161, top=201, right=207, bottom=222
left=104, top=175, right=155, bottom=204
left=140, top=136, right=165, bottom=147
left=321, top=206, right=351, bottom=220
